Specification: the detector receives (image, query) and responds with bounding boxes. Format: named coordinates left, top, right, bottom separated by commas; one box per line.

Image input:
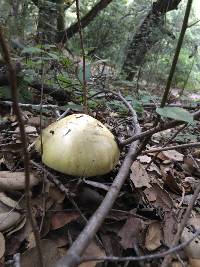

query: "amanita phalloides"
left=35, top=114, right=120, bottom=177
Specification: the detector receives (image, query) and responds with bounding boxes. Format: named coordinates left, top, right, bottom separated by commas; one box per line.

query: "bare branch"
left=0, top=27, right=44, bottom=267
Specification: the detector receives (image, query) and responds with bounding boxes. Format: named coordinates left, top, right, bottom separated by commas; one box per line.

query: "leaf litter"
left=1, top=91, right=200, bottom=267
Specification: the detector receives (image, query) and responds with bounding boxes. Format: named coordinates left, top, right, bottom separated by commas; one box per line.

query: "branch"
left=55, top=92, right=141, bottom=267
left=59, top=0, right=113, bottom=43
left=143, top=142, right=200, bottom=154
left=0, top=28, right=44, bottom=267
left=120, top=109, right=200, bottom=146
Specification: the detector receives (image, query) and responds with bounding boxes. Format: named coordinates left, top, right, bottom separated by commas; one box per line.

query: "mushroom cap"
left=35, top=114, right=120, bottom=177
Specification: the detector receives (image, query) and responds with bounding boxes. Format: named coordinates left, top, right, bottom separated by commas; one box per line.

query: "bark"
left=58, top=0, right=113, bottom=43
left=122, top=0, right=182, bottom=81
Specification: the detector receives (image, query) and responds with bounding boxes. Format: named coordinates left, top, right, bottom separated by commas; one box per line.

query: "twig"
left=55, top=92, right=141, bottom=267
left=79, top=228, right=200, bottom=263
left=142, top=103, right=199, bottom=110
left=31, top=160, right=73, bottom=197
left=0, top=28, right=44, bottom=267
left=31, top=161, right=103, bottom=248
left=120, top=109, right=200, bottom=146
left=0, top=101, right=58, bottom=109
left=161, top=181, right=200, bottom=267
left=76, top=0, right=88, bottom=114
left=143, top=142, right=200, bottom=154
left=160, top=0, right=193, bottom=107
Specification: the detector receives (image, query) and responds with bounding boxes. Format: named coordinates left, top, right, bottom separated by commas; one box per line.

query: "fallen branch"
left=55, top=91, right=141, bottom=267
left=0, top=101, right=58, bottom=109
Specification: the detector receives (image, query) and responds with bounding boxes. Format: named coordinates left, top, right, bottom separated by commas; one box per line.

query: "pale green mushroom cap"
left=35, top=114, right=120, bottom=177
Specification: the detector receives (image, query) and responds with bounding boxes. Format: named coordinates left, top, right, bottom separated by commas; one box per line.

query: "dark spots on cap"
left=50, top=130, right=55, bottom=135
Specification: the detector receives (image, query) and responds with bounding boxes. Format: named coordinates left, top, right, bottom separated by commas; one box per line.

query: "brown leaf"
left=145, top=222, right=162, bottom=251
left=152, top=184, right=174, bottom=211
left=51, top=211, right=80, bottom=230
left=79, top=240, right=106, bottom=267
left=130, top=161, right=151, bottom=188
left=163, top=211, right=177, bottom=247
left=118, top=217, right=144, bottom=249
left=162, top=150, right=184, bottom=162
left=161, top=167, right=182, bottom=194
left=0, top=171, right=40, bottom=190
left=21, top=239, right=59, bottom=267
left=143, top=188, right=157, bottom=202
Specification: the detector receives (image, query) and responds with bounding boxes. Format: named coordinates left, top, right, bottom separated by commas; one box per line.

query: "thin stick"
left=0, top=101, right=58, bottom=109
left=143, top=142, right=200, bottom=154
left=160, top=0, right=193, bottom=107
left=0, top=28, right=44, bottom=267
left=161, top=179, right=200, bottom=267
left=120, top=108, right=200, bottom=146
left=76, top=0, right=88, bottom=114
left=79, top=228, right=200, bottom=263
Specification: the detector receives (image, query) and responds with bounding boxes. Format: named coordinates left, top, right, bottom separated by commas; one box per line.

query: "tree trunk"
left=36, top=0, right=65, bottom=44
left=59, top=0, right=113, bottom=43
left=122, top=0, right=182, bottom=81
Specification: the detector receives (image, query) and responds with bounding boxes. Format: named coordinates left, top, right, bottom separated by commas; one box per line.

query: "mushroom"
left=35, top=114, right=120, bottom=177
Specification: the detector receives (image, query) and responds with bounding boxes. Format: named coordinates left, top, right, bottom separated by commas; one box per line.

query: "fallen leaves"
left=130, top=161, right=151, bottom=188
left=145, top=222, right=162, bottom=251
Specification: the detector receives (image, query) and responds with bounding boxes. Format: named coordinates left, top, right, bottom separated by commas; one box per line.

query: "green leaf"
left=156, top=107, right=193, bottom=123
left=78, top=64, right=91, bottom=83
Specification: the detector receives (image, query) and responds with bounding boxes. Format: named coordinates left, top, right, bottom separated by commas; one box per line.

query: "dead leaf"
left=118, top=217, right=144, bottom=249
left=130, top=161, right=151, bottom=188
left=145, top=222, right=162, bottom=251
left=143, top=188, right=157, bottom=202
left=0, top=212, right=21, bottom=232
left=163, top=211, right=177, bottom=247
left=162, top=150, right=184, bottom=162
left=0, top=233, right=5, bottom=259
left=152, top=184, right=174, bottom=211
left=51, top=211, right=80, bottom=230
left=0, top=171, right=40, bottom=190
left=147, top=163, right=161, bottom=176
left=160, top=167, right=182, bottom=194
left=79, top=240, right=106, bottom=267
left=21, top=239, right=59, bottom=267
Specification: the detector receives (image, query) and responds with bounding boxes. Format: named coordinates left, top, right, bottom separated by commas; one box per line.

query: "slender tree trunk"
left=37, top=0, right=65, bottom=44
left=122, top=0, right=182, bottom=81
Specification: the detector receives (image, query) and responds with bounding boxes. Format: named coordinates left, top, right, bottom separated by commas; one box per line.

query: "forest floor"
left=0, top=82, right=200, bottom=267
